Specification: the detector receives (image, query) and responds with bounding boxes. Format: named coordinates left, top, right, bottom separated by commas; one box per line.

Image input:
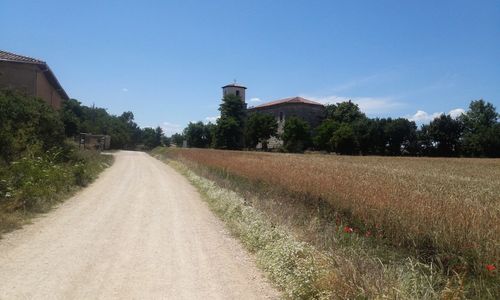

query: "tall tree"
left=327, top=100, right=366, bottom=123
left=313, top=119, right=339, bottom=152
left=282, top=116, right=311, bottom=153
left=214, top=94, right=246, bottom=149
left=427, top=114, right=463, bottom=156
left=384, top=118, right=417, bottom=155
left=460, top=99, right=499, bottom=157
left=245, top=113, right=278, bottom=149
left=330, top=123, right=358, bottom=155
left=184, top=121, right=212, bottom=148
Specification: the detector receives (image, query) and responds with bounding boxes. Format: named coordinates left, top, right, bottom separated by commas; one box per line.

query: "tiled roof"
left=251, top=97, right=324, bottom=108
left=0, top=50, right=45, bottom=64
left=0, top=50, right=69, bottom=100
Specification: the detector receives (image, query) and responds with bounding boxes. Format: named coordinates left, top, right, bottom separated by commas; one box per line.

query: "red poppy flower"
left=486, top=264, right=496, bottom=272
left=343, top=226, right=353, bottom=233
left=365, top=231, right=372, bottom=237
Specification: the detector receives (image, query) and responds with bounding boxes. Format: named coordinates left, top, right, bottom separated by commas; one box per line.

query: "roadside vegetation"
left=0, top=90, right=113, bottom=236
left=60, top=98, right=167, bottom=150
left=153, top=147, right=499, bottom=299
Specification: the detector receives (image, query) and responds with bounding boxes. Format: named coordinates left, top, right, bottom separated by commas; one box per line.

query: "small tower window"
left=279, top=112, right=284, bottom=122
left=236, top=90, right=240, bottom=96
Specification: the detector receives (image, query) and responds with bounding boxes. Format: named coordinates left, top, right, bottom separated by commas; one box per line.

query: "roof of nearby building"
left=250, top=96, right=324, bottom=109
left=0, top=50, right=69, bottom=100
left=0, top=50, right=46, bottom=64
left=222, top=83, right=247, bottom=89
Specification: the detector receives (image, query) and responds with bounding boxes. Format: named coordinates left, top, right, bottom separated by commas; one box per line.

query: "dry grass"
left=154, top=147, right=499, bottom=298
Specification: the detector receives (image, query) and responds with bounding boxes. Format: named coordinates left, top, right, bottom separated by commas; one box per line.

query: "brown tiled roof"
left=251, top=97, right=324, bottom=108
left=0, top=50, right=45, bottom=64
left=0, top=50, right=69, bottom=100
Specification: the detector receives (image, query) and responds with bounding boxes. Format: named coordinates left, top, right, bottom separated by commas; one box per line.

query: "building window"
left=279, top=112, right=284, bottom=122
left=236, top=90, right=240, bottom=96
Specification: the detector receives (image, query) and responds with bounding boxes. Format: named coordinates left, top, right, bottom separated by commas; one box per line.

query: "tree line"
left=179, top=94, right=500, bottom=157
left=0, top=90, right=167, bottom=164
left=61, top=98, right=167, bottom=150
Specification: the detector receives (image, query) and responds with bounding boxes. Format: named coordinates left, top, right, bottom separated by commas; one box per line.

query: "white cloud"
left=449, top=108, right=465, bottom=119
left=205, top=116, right=219, bottom=123
left=407, top=110, right=443, bottom=123
left=161, top=122, right=182, bottom=136
left=406, top=108, right=465, bottom=124
left=301, top=94, right=404, bottom=115
left=122, top=88, right=129, bottom=92
left=249, top=97, right=262, bottom=102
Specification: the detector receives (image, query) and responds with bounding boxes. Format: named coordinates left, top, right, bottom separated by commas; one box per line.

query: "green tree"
left=245, top=113, right=278, bottom=149
left=460, top=99, right=499, bottom=157
left=384, top=118, right=417, bottom=155
left=171, top=133, right=184, bottom=147
left=214, top=94, right=246, bottom=149
left=184, top=121, right=212, bottom=148
left=0, top=90, right=64, bottom=162
left=282, top=116, right=311, bottom=153
left=330, top=123, right=357, bottom=155
left=416, top=124, right=433, bottom=156
left=327, top=100, right=366, bottom=123
left=313, top=119, right=339, bottom=152
left=60, top=98, right=84, bottom=137
left=141, top=126, right=164, bottom=149
left=428, top=114, right=463, bottom=156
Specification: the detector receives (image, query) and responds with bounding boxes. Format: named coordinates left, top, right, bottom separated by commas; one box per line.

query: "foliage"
left=313, top=119, right=339, bottom=152
left=60, top=98, right=165, bottom=150
left=330, top=123, right=357, bottom=155
left=183, top=95, right=499, bottom=157
left=214, top=94, right=246, bottom=149
left=244, top=113, right=278, bottom=149
left=384, top=118, right=417, bottom=155
left=142, top=126, right=164, bottom=150
left=0, top=145, right=113, bottom=235
left=325, top=100, right=366, bottom=123
left=183, top=121, right=213, bottom=148
left=282, top=116, right=311, bottom=152
left=0, top=90, right=65, bottom=163
left=171, top=133, right=184, bottom=147
left=427, top=114, right=463, bottom=156
left=460, top=100, right=500, bottom=157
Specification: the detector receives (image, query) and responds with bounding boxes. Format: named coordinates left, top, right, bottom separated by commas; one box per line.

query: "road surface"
left=0, top=151, right=278, bottom=299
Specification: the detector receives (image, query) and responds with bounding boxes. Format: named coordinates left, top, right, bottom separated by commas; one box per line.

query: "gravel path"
left=0, top=151, right=278, bottom=299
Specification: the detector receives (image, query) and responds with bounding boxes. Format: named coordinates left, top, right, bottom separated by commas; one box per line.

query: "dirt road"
left=0, top=151, right=278, bottom=299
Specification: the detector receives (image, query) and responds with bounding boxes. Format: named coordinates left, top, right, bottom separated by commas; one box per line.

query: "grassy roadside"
left=0, top=148, right=113, bottom=237
left=152, top=148, right=491, bottom=299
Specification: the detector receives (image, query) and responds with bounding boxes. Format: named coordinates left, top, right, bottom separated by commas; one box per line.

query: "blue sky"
left=2, top=0, right=499, bottom=134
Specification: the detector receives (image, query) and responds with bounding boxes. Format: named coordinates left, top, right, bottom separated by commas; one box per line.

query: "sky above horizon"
left=1, top=0, right=499, bottom=135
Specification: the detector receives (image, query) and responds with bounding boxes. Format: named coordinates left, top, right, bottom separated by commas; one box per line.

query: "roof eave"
left=38, top=64, right=69, bottom=100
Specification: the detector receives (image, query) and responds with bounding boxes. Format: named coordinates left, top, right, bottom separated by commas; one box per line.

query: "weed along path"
left=0, top=151, right=278, bottom=299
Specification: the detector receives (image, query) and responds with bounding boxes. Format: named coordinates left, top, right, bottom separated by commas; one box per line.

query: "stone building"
left=222, top=82, right=326, bottom=148
left=0, top=50, right=69, bottom=109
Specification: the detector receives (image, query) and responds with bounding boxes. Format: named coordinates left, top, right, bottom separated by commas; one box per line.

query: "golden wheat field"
left=161, top=148, right=500, bottom=276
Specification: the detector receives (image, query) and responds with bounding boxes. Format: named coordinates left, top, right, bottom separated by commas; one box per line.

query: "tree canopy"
left=214, top=94, right=246, bottom=149
left=245, top=113, right=278, bottom=149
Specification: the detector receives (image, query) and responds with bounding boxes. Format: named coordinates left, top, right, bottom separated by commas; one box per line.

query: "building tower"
left=222, top=82, right=247, bottom=102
